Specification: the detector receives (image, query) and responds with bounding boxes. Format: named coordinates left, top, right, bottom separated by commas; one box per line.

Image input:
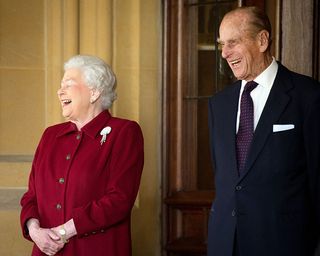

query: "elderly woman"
left=20, top=55, right=144, bottom=256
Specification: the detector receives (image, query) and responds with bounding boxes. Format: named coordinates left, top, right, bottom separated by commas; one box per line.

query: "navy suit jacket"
left=207, top=63, right=320, bottom=256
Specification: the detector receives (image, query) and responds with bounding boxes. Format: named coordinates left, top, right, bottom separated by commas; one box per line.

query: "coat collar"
left=81, top=110, right=112, bottom=139
left=56, top=110, right=112, bottom=139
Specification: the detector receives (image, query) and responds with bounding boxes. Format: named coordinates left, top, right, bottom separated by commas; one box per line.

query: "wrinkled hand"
left=28, top=220, right=64, bottom=256
left=51, top=218, right=77, bottom=242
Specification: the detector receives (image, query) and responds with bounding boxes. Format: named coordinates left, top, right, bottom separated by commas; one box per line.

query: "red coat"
left=20, top=111, right=144, bottom=256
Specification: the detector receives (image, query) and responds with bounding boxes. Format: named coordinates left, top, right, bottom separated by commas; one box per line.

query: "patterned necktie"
left=236, top=81, right=258, bottom=174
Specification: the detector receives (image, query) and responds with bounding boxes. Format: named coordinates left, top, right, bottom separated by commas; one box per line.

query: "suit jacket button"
left=56, top=204, right=62, bottom=210
left=235, top=185, right=242, bottom=191
left=232, top=209, right=236, bottom=217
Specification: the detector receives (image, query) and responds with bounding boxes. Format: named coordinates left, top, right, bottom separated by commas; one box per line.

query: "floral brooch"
left=100, top=126, right=112, bottom=145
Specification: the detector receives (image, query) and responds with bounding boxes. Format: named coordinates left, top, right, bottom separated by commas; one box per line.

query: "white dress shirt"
left=236, top=58, right=279, bottom=133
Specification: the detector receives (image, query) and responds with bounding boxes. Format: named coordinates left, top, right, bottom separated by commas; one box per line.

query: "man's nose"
left=221, top=46, right=230, bottom=59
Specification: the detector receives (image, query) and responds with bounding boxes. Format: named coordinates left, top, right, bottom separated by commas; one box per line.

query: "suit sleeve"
left=72, top=121, right=144, bottom=236
left=304, top=83, right=320, bottom=234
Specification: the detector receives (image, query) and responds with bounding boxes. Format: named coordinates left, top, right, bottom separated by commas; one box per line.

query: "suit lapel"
left=238, top=64, right=294, bottom=181
left=221, top=82, right=241, bottom=180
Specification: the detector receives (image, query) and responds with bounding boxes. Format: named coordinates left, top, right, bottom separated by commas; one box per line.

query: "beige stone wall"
left=0, top=0, right=161, bottom=255
left=0, top=0, right=45, bottom=254
left=281, top=0, right=314, bottom=76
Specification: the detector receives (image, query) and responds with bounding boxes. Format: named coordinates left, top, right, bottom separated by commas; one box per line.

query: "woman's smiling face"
left=57, top=68, right=92, bottom=122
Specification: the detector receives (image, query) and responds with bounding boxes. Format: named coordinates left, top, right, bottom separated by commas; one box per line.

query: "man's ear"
left=258, top=30, right=270, bottom=52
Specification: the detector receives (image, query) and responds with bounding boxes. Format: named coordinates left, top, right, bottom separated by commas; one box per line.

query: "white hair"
left=64, top=55, right=117, bottom=109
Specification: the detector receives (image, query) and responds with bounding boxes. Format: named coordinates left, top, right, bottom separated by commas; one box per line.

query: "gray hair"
left=64, top=55, right=117, bottom=109
left=225, top=6, right=273, bottom=50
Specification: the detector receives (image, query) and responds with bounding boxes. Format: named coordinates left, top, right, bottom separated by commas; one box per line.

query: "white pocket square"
left=273, top=124, right=295, bottom=132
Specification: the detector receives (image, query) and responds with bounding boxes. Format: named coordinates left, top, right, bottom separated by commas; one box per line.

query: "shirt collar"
left=241, top=57, right=278, bottom=88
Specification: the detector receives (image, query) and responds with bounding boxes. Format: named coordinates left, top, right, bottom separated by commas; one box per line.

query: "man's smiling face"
left=218, top=12, right=266, bottom=81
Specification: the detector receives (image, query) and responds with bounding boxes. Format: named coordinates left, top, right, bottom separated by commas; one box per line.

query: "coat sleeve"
left=20, top=131, right=46, bottom=240
left=208, top=98, right=217, bottom=171
left=72, top=121, right=144, bottom=236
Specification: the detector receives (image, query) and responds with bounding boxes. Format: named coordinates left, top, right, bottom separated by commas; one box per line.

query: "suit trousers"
left=233, top=232, right=241, bottom=256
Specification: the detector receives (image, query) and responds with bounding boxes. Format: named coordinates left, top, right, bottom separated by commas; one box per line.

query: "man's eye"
left=229, top=39, right=241, bottom=47
left=229, top=41, right=236, bottom=47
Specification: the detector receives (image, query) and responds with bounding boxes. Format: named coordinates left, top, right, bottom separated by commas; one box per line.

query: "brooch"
left=100, top=126, right=112, bottom=145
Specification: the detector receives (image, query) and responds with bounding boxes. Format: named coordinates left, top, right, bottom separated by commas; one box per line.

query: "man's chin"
left=230, top=68, right=242, bottom=80
left=233, top=72, right=246, bottom=80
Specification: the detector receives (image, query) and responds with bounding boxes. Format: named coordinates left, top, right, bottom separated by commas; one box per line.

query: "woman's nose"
left=57, top=87, right=64, bottom=96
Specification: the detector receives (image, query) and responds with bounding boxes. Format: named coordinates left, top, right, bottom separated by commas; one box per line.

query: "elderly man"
left=207, top=6, right=320, bottom=256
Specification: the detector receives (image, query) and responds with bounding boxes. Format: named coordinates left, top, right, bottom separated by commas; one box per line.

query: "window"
left=162, top=1, right=241, bottom=255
